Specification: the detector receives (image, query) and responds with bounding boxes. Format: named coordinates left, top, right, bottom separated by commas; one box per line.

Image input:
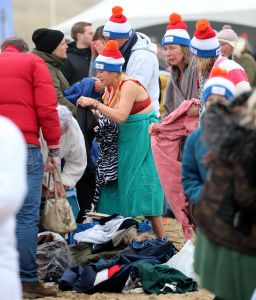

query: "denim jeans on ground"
left=16, top=146, right=43, bottom=282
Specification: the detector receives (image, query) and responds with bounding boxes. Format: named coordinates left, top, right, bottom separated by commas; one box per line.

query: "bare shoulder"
left=121, top=76, right=141, bottom=89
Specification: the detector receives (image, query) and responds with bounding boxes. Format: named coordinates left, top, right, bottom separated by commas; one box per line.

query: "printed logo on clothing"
left=211, top=86, right=226, bottom=96
left=95, top=63, right=104, bottom=70
left=165, top=36, right=174, bottom=43
left=104, top=31, right=110, bottom=37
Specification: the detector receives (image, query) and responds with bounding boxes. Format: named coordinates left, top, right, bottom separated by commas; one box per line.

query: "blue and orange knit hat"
left=94, top=40, right=125, bottom=72
left=190, top=19, right=221, bottom=57
left=162, top=13, right=190, bottom=47
left=103, top=6, right=133, bottom=39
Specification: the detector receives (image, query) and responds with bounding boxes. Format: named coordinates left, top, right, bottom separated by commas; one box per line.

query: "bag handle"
left=46, top=164, right=66, bottom=200
left=52, top=164, right=72, bottom=226
left=53, top=164, right=66, bottom=196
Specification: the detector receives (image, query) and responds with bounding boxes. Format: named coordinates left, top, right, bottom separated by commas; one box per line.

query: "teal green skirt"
left=194, top=229, right=256, bottom=300
left=98, top=112, right=164, bottom=217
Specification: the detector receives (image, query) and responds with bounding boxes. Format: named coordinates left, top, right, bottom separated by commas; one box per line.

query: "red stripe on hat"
left=228, top=68, right=249, bottom=85
left=213, top=58, right=249, bottom=85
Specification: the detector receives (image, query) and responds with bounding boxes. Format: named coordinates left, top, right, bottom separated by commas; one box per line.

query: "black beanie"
left=32, top=28, right=64, bottom=54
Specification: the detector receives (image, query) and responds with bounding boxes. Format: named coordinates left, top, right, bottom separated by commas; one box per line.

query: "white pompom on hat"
left=190, top=19, right=221, bottom=57
left=103, top=6, right=133, bottom=39
left=162, top=13, right=190, bottom=47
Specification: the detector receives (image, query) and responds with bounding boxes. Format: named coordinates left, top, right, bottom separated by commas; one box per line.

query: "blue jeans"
left=16, top=146, right=43, bottom=282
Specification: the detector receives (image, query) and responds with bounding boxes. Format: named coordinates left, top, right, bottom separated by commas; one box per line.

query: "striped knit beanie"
left=94, top=40, right=125, bottom=72
left=190, top=19, right=221, bottom=57
left=103, top=6, right=133, bottom=39
left=203, top=67, right=236, bottom=104
left=162, top=13, right=190, bottom=47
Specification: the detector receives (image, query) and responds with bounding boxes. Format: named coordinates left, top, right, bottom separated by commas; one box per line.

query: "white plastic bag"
left=163, top=240, right=199, bottom=282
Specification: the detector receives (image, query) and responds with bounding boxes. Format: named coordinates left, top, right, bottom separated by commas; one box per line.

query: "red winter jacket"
left=0, top=46, right=60, bottom=149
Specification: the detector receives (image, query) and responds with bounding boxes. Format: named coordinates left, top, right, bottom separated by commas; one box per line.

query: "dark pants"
left=76, top=106, right=98, bottom=222
left=76, top=164, right=96, bottom=222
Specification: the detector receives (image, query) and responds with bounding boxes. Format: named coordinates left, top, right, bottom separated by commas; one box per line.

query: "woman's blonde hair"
left=181, top=46, right=190, bottom=65
left=195, top=56, right=216, bottom=73
left=164, top=45, right=190, bottom=65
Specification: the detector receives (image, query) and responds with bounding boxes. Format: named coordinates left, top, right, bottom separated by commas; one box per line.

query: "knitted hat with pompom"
left=103, top=6, right=133, bottom=39
left=94, top=40, right=125, bottom=72
left=162, top=13, right=190, bottom=47
left=203, top=67, right=236, bottom=103
left=190, top=19, right=221, bottom=57
left=217, top=25, right=238, bottom=48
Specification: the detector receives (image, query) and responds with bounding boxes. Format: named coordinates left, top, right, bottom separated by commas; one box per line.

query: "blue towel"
left=64, top=77, right=101, bottom=104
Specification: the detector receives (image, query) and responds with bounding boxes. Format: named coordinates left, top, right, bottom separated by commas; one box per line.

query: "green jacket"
left=32, top=49, right=76, bottom=116
left=233, top=39, right=256, bottom=87
left=235, top=53, right=256, bottom=87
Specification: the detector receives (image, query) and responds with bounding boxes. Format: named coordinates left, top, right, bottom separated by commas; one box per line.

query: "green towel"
left=134, top=262, right=198, bottom=294
left=98, top=112, right=164, bottom=217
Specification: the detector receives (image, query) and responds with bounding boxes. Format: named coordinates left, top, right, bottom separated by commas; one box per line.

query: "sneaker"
left=22, top=281, right=57, bottom=299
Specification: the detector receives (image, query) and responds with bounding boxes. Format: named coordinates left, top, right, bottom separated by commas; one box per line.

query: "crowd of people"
left=0, top=4, right=255, bottom=300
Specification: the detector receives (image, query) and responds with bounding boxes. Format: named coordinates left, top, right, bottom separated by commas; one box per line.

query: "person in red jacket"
left=0, top=37, right=60, bottom=298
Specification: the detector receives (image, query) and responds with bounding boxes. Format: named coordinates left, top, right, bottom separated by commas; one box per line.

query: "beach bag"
left=41, top=166, right=77, bottom=234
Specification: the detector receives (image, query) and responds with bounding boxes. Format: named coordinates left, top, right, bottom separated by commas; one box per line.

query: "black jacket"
left=61, top=41, right=91, bottom=85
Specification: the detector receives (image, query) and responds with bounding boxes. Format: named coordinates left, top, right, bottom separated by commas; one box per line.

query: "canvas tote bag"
left=41, top=165, right=77, bottom=234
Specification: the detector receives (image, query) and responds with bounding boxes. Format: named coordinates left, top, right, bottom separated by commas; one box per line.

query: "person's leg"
left=147, top=216, right=165, bottom=238
left=17, top=147, right=57, bottom=297
left=76, top=167, right=96, bottom=222
left=16, top=147, right=43, bottom=282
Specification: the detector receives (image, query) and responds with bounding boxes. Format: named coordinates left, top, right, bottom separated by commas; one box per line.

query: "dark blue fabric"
left=58, top=266, right=84, bottom=291
left=59, top=241, right=176, bottom=293
left=63, top=77, right=101, bottom=105
left=90, top=140, right=100, bottom=166
left=131, top=237, right=168, bottom=250
left=182, top=127, right=208, bottom=203
left=73, top=255, right=169, bottom=293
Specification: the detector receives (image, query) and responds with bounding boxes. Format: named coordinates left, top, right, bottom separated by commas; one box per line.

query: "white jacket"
left=41, top=117, right=87, bottom=189
left=0, top=116, right=27, bottom=300
left=126, top=33, right=160, bottom=117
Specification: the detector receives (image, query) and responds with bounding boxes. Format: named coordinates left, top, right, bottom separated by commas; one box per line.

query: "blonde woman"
left=77, top=40, right=165, bottom=238
left=162, top=13, right=198, bottom=116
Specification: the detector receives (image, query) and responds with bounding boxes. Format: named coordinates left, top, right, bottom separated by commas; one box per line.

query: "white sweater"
left=41, top=117, right=87, bottom=189
left=127, top=33, right=160, bottom=117
left=0, top=116, right=27, bottom=300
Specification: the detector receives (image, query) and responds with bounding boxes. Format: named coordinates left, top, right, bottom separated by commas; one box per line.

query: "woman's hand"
left=77, top=96, right=95, bottom=107
left=148, top=123, right=159, bottom=135
left=187, top=104, right=199, bottom=117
